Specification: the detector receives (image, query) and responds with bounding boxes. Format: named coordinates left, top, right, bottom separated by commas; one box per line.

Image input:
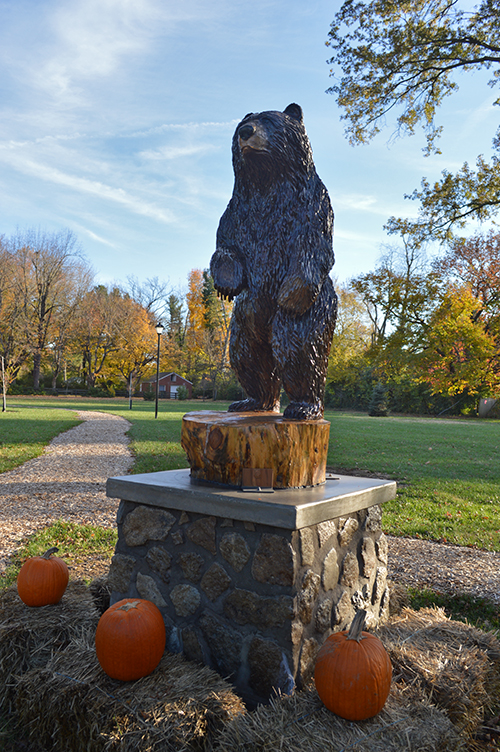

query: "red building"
left=139, top=372, right=193, bottom=399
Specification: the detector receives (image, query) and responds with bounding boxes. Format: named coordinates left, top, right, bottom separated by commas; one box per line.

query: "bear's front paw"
left=277, top=275, right=317, bottom=315
left=211, top=252, right=246, bottom=300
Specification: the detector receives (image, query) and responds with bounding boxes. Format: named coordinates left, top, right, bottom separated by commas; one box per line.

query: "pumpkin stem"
left=41, top=547, right=59, bottom=559
left=117, top=601, right=140, bottom=612
left=346, top=609, right=367, bottom=642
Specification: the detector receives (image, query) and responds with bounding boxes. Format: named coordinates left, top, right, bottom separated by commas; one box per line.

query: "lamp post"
left=1, top=356, right=6, bottom=413
left=154, top=323, right=164, bottom=419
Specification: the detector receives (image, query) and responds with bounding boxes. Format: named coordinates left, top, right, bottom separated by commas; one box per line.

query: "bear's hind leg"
left=228, top=294, right=281, bottom=413
left=273, top=279, right=337, bottom=420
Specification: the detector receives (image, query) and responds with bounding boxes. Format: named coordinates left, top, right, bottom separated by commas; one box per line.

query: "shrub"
left=368, top=383, right=388, bottom=417
left=87, top=387, right=110, bottom=398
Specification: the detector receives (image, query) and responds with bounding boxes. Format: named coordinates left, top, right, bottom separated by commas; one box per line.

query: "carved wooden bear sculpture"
left=210, top=103, right=337, bottom=420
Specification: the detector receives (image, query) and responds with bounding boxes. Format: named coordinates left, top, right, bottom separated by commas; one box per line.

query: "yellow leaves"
left=420, top=285, right=499, bottom=397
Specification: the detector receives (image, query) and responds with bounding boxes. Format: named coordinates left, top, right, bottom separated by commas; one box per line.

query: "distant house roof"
left=141, top=372, right=193, bottom=385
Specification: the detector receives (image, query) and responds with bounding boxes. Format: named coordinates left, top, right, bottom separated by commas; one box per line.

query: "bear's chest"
left=240, top=223, right=289, bottom=295
left=235, top=194, right=297, bottom=266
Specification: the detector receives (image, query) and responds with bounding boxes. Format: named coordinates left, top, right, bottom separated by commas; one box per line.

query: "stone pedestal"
left=181, top=411, right=330, bottom=489
left=106, top=469, right=396, bottom=707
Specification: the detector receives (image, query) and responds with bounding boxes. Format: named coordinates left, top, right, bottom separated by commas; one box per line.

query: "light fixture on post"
left=154, top=323, right=164, bottom=419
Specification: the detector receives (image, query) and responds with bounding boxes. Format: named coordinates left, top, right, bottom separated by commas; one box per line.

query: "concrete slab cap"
left=106, top=469, right=396, bottom=530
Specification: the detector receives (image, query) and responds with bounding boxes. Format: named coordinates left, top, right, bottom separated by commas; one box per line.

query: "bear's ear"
left=284, top=103, right=303, bottom=121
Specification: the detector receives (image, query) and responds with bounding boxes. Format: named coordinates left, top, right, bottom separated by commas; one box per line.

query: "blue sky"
left=1, top=0, right=498, bottom=294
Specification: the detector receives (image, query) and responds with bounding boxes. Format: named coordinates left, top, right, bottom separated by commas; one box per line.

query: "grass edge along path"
left=0, top=405, right=82, bottom=473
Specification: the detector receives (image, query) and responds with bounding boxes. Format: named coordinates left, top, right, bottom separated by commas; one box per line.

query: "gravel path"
left=388, top=534, right=500, bottom=605
left=0, top=411, right=133, bottom=572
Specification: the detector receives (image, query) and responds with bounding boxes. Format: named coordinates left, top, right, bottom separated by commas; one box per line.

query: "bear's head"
left=232, top=103, right=314, bottom=193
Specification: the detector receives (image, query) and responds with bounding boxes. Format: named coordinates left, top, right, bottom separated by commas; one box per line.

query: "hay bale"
left=387, top=579, right=410, bottom=615
left=214, top=682, right=463, bottom=752
left=88, top=577, right=111, bottom=615
left=376, top=607, right=500, bottom=737
left=215, top=606, right=500, bottom=751
left=0, top=579, right=99, bottom=710
left=15, top=631, right=246, bottom=752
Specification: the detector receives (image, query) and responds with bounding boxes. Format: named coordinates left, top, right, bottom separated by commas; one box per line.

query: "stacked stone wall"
left=109, top=499, right=389, bottom=706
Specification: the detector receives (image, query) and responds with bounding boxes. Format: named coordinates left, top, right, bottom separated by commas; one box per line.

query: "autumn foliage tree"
left=423, top=230, right=500, bottom=399
left=331, top=230, right=500, bottom=413
left=1, top=229, right=93, bottom=389
left=433, top=230, right=500, bottom=314
left=184, top=269, right=233, bottom=396
left=420, top=286, right=500, bottom=398
left=326, top=282, right=372, bottom=406
left=0, top=239, right=27, bottom=387
left=70, top=286, right=129, bottom=388
left=103, top=298, right=159, bottom=394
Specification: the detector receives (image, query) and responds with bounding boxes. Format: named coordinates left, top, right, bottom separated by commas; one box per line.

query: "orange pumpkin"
left=314, top=609, right=392, bottom=720
left=17, top=547, right=69, bottom=607
left=95, top=598, right=166, bottom=681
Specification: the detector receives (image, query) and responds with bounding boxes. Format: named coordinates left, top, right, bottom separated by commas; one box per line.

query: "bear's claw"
left=283, top=402, right=323, bottom=421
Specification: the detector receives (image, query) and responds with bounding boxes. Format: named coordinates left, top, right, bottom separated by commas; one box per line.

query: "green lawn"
left=325, top=410, right=500, bottom=551
left=1, top=397, right=499, bottom=552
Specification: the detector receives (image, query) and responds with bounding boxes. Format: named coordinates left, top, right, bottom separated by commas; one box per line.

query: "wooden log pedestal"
left=181, top=411, right=330, bottom=489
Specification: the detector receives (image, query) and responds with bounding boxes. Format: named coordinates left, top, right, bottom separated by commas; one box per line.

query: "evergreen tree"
left=368, top=383, right=388, bottom=417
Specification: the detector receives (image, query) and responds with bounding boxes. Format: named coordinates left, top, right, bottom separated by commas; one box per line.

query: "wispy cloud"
left=334, top=192, right=418, bottom=220
left=0, top=147, right=176, bottom=224
left=26, top=0, right=205, bottom=102
left=140, top=144, right=218, bottom=161
left=129, top=120, right=239, bottom=137
left=335, top=193, right=378, bottom=211
left=454, top=94, right=498, bottom=146
left=78, top=227, right=117, bottom=247
left=334, top=228, right=377, bottom=243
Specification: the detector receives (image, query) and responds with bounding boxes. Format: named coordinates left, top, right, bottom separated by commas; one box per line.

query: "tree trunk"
left=181, top=411, right=330, bottom=489
left=33, top=351, right=41, bottom=390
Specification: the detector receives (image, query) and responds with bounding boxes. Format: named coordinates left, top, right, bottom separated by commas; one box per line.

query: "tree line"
left=0, top=230, right=234, bottom=400
left=329, top=230, right=500, bottom=415
left=1, top=226, right=498, bottom=414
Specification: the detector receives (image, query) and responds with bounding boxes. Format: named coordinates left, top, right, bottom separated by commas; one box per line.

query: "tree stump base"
left=181, top=411, right=330, bottom=489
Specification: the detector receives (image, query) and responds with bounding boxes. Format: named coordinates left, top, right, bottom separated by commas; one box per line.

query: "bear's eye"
left=259, top=116, right=274, bottom=127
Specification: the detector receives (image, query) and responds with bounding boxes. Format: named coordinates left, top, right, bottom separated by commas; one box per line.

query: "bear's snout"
left=238, top=122, right=269, bottom=155
left=238, top=124, right=255, bottom=141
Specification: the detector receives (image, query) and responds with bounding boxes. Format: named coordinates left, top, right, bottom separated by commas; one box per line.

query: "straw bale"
left=14, top=631, right=246, bottom=752
left=0, top=579, right=99, bottom=710
left=213, top=682, right=463, bottom=752
left=375, top=607, right=500, bottom=737
left=88, top=576, right=112, bottom=615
